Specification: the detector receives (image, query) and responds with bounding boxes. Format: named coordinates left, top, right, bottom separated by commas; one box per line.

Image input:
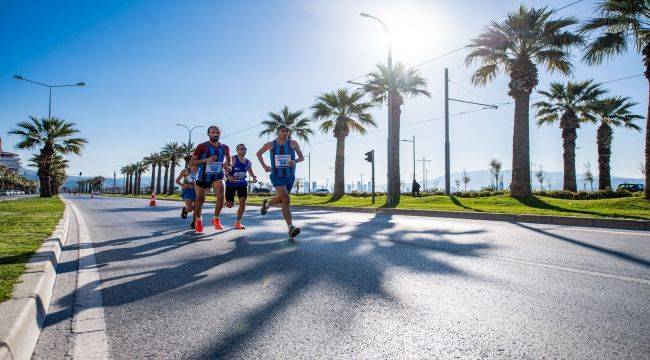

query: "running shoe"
left=190, top=221, right=195, bottom=229
left=181, top=207, right=188, bottom=219
left=234, top=221, right=246, bottom=230
left=195, top=219, right=203, bottom=233
left=212, top=217, right=224, bottom=230
left=260, top=199, right=269, bottom=215
left=288, top=225, right=300, bottom=238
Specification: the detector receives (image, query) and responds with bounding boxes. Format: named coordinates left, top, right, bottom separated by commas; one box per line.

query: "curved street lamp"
left=13, top=75, right=85, bottom=119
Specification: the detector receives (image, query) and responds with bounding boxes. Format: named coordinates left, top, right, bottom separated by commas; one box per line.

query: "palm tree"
left=155, top=155, right=164, bottom=195
left=312, top=88, right=376, bottom=199
left=259, top=106, right=314, bottom=142
left=465, top=5, right=583, bottom=197
left=592, top=96, right=642, bottom=190
left=144, top=153, right=159, bottom=194
left=180, top=142, right=194, bottom=167
left=159, top=152, right=171, bottom=195
left=120, top=165, right=130, bottom=194
left=534, top=80, right=606, bottom=191
left=127, top=163, right=137, bottom=195
left=134, top=162, right=147, bottom=195
left=581, top=0, right=649, bottom=199
left=163, top=142, right=184, bottom=195
left=363, top=62, right=430, bottom=205
left=9, top=116, right=86, bottom=197
left=29, top=153, right=69, bottom=195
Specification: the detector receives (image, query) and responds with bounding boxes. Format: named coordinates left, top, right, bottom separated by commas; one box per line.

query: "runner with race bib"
left=225, top=144, right=257, bottom=229
left=189, top=125, right=231, bottom=233
left=256, top=124, right=304, bottom=239
left=175, top=155, right=198, bottom=228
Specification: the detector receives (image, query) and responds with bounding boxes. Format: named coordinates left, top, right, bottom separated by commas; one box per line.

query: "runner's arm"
left=256, top=142, right=272, bottom=170
left=291, top=140, right=305, bottom=163
left=247, top=160, right=257, bottom=180
left=175, top=169, right=187, bottom=187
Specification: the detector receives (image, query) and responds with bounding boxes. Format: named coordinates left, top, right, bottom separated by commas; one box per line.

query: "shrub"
left=534, top=189, right=633, bottom=200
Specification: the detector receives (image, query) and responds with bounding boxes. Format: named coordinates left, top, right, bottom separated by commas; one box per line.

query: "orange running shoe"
left=234, top=221, right=246, bottom=230
left=195, top=219, right=203, bottom=233
left=212, top=217, right=224, bottom=230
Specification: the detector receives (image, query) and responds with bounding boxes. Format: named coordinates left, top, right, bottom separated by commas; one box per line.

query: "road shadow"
left=514, top=196, right=647, bottom=220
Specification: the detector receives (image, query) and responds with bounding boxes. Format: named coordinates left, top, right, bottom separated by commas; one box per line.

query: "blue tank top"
left=269, top=140, right=295, bottom=178
left=197, top=142, right=226, bottom=182
left=226, top=156, right=250, bottom=186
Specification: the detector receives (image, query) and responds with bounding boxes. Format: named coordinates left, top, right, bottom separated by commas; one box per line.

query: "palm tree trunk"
left=510, top=95, right=532, bottom=197
left=150, top=165, right=156, bottom=194
left=387, top=94, right=402, bottom=206
left=561, top=124, right=578, bottom=192
left=597, top=123, right=613, bottom=190
left=168, top=160, right=176, bottom=195
left=125, top=174, right=130, bottom=194
left=332, top=133, right=346, bottom=199
left=156, top=165, right=162, bottom=194
left=162, top=165, right=169, bottom=195
left=643, top=44, right=650, bottom=200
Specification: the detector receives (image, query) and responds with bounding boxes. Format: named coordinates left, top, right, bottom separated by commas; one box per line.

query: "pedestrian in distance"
left=175, top=155, right=198, bottom=228
left=225, top=143, right=257, bottom=229
left=256, top=125, right=304, bottom=239
left=189, top=125, right=231, bottom=233
left=412, top=180, right=421, bottom=197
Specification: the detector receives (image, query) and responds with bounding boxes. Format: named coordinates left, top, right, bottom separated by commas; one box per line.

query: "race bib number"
left=234, top=171, right=246, bottom=180
left=205, top=161, right=223, bottom=174
left=274, top=155, right=291, bottom=168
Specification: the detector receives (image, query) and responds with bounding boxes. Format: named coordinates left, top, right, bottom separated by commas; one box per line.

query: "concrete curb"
left=0, top=198, right=70, bottom=360
left=107, top=195, right=649, bottom=231
left=292, top=205, right=650, bottom=231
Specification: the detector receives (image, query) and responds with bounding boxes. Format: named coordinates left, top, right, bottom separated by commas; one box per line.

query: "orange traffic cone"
left=149, top=193, right=157, bottom=206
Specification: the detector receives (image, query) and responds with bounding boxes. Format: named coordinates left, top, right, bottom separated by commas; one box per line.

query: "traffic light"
left=364, top=150, right=373, bottom=163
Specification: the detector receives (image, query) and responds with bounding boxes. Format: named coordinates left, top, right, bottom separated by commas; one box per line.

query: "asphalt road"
left=34, top=195, right=649, bottom=359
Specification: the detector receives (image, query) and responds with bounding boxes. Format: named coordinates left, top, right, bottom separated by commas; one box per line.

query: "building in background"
left=312, top=181, right=317, bottom=192
left=0, top=137, right=21, bottom=171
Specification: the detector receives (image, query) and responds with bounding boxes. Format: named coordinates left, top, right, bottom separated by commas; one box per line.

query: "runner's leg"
left=237, top=195, right=246, bottom=222
left=194, top=186, right=206, bottom=219
left=275, top=186, right=292, bottom=227
left=213, top=181, right=225, bottom=218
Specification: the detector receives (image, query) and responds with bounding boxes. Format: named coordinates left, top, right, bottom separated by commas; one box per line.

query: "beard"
left=210, top=136, right=220, bottom=142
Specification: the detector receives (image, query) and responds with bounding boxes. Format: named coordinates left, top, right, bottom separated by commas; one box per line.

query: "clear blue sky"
left=1, top=0, right=646, bottom=188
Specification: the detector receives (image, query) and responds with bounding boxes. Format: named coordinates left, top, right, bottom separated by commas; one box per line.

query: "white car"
left=312, top=188, right=330, bottom=194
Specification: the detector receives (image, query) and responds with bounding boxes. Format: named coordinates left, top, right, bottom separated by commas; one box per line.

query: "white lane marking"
left=492, top=256, right=650, bottom=285
left=68, top=203, right=110, bottom=359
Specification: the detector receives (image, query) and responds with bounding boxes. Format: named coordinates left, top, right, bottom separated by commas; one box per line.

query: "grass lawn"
left=0, top=197, right=64, bottom=302
left=112, top=193, right=649, bottom=220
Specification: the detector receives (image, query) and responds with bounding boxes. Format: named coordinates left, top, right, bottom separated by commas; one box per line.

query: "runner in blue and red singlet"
left=225, top=143, right=257, bottom=229
left=189, top=126, right=231, bottom=233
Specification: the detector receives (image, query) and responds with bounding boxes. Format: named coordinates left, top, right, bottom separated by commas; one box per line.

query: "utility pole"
left=417, top=157, right=431, bottom=192
left=444, top=68, right=498, bottom=195
left=113, top=171, right=116, bottom=194
left=365, top=150, right=375, bottom=204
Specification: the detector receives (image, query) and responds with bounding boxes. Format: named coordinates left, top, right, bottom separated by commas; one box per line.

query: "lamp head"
left=359, top=12, right=370, bottom=17
left=76, top=82, right=85, bottom=86
left=13, top=75, right=24, bottom=80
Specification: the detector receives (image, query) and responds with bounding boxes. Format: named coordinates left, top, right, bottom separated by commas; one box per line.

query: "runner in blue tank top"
left=256, top=125, right=304, bottom=239
left=175, top=155, right=198, bottom=229
left=189, top=126, right=231, bottom=233
left=225, top=143, right=257, bottom=229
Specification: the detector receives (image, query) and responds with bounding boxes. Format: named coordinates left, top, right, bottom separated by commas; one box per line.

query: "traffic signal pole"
left=365, top=150, right=375, bottom=204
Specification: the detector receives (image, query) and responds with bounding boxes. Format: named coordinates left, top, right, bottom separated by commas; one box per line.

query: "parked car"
left=617, top=183, right=644, bottom=192
left=251, top=187, right=271, bottom=194
left=312, top=188, right=330, bottom=194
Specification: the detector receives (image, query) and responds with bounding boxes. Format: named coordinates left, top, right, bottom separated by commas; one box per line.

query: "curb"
left=291, top=205, right=650, bottom=231
left=0, top=199, right=70, bottom=360
left=108, top=195, right=649, bottom=231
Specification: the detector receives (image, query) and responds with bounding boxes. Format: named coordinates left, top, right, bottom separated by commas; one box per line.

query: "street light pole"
left=176, top=124, right=204, bottom=158
left=13, top=75, right=85, bottom=119
left=402, top=135, right=416, bottom=183
left=417, top=157, right=431, bottom=192
left=359, top=12, right=395, bottom=206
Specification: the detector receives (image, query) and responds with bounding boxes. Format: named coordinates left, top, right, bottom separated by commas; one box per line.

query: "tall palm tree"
left=363, top=62, right=430, bottom=205
left=155, top=155, right=164, bottom=195
left=144, top=153, right=159, bottom=194
left=9, top=116, right=86, bottom=197
left=29, top=153, right=69, bottom=195
left=592, top=96, right=642, bottom=190
left=312, top=88, right=376, bottom=199
left=259, top=106, right=314, bottom=142
left=134, top=162, right=147, bottom=195
left=465, top=5, right=583, bottom=197
left=581, top=0, right=650, bottom=198
left=128, top=163, right=138, bottom=195
left=163, top=142, right=184, bottom=195
left=120, top=165, right=130, bottom=194
left=159, top=152, right=171, bottom=195
left=180, top=142, right=194, bottom=167
left=534, top=80, right=606, bottom=191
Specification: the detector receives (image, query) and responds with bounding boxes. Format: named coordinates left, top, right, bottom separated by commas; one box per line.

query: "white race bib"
left=274, top=155, right=291, bottom=168
left=205, top=161, right=223, bottom=174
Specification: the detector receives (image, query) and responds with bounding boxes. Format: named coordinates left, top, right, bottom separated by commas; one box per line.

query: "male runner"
left=256, top=125, right=304, bottom=238
left=189, top=126, right=231, bottom=233
left=225, top=144, right=257, bottom=229
left=175, top=155, right=198, bottom=228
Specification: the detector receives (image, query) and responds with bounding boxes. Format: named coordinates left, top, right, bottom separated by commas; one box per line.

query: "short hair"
left=236, top=143, right=246, bottom=150
left=207, top=126, right=220, bottom=135
left=184, top=154, right=192, bottom=163
left=277, top=125, right=289, bottom=132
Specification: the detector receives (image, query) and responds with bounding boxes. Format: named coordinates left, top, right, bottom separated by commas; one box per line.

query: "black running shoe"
left=181, top=207, right=188, bottom=219
left=289, top=225, right=300, bottom=238
left=190, top=220, right=195, bottom=229
left=260, top=199, right=269, bottom=215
